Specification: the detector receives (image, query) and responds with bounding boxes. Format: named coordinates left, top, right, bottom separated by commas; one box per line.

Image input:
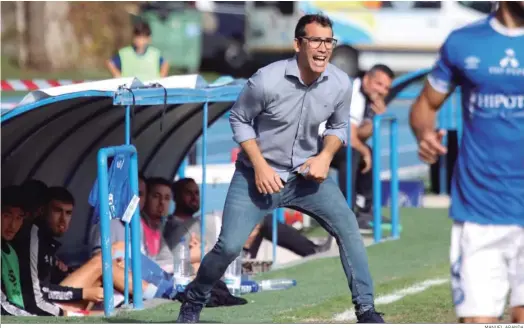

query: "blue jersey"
left=88, top=153, right=135, bottom=225
left=428, top=14, right=524, bottom=226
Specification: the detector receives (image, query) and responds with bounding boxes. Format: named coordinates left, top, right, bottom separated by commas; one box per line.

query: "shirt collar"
left=132, top=45, right=149, bottom=55
left=285, top=56, right=330, bottom=85
left=489, top=14, right=524, bottom=37
left=35, top=220, right=62, bottom=248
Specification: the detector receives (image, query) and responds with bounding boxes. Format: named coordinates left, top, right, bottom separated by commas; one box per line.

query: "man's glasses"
left=299, top=37, right=338, bottom=50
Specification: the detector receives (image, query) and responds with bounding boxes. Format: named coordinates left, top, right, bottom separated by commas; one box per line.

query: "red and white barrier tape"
left=1, top=79, right=91, bottom=91
left=1, top=103, right=18, bottom=110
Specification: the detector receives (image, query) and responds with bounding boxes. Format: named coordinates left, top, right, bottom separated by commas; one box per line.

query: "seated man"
left=140, top=177, right=178, bottom=271
left=89, top=173, right=179, bottom=301
left=165, top=178, right=332, bottom=264
left=243, top=213, right=332, bottom=259
left=163, top=178, right=216, bottom=274
left=1, top=186, right=34, bottom=316
left=13, top=186, right=164, bottom=316
left=321, top=64, right=394, bottom=231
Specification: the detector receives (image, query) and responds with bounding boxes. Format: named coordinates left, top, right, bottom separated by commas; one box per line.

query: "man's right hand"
left=82, top=287, right=104, bottom=302
left=189, top=232, right=200, bottom=249
left=254, top=163, right=284, bottom=195
left=370, top=94, right=387, bottom=115
left=417, top=130, right=447, bottom=164
left=360, top=147, right=372, bottom=173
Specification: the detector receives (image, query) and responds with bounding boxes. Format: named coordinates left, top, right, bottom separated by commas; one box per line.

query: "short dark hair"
left=2, top=185, right=25, bottom=212
left=139, top=172, right=147, bottom=183
left=172, top=178, right=196, bottom=198
left=133, top=21, right=152, bottom=37
left=46, top=186, right=75, bottom=206
left=294, top=14, right=333, bottom=39
left=20, top=179, right=48, bottom=212
left=146, top=177, right=172, bottom=193
left=368, top=64, right=395, bottom=80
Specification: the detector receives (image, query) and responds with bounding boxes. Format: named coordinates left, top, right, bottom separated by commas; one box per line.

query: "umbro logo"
left=464, top=56, right=480, bottom=70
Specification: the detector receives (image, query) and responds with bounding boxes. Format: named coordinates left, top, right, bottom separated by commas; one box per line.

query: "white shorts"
left=450, top=221, right=524, bottom=318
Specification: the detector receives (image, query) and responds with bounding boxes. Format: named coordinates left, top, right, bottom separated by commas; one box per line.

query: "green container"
left=141, top=10, right=203, bottom=73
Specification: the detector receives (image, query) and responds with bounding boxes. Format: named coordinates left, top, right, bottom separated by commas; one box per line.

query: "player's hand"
left=188, top=232, right=200, bottom=249
left=82, top=287, right=104, bottom=302
left=299, top=153, right=331, bottom=183
left=55, top=259, right=69, bottom=273
left=254, top=163, right=284, bottom=194
left=189, top=235, right=202, bottom=263
left=417, top=130, right=448, bottom=164
left=115, top=258, right=125, bottom=269
left=370, top=94, right=387, bottom=115
left=360, top=147, right=372, bottom=174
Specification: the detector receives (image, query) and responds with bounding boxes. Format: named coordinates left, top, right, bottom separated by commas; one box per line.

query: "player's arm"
left=106, top=54, right=122, bottom=78
left=357, top=120, right=372, bottom=141
left=1, top=285, right=34, bottom=316
left=27, top=229, right=76, bottom=316
left=410, top=80, right=451, bottom=142
left=409, top=37, right=458, bottom=164
left=159, top=56, right=169, bottom=77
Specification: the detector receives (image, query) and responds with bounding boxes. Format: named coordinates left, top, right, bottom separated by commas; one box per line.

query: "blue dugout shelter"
left=1, top=75, right=245, bottom=262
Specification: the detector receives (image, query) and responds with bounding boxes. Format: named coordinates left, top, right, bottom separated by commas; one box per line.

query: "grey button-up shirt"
left=229, top=57, right=353, bottom=181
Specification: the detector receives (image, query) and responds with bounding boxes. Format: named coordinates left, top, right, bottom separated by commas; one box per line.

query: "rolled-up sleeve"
left=323, top=78, right=352, bottom=145
left=229, top=70, right=266, bottom=144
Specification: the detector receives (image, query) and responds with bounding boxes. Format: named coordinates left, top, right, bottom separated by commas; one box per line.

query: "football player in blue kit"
left=410, top=1, right=524, bottom=324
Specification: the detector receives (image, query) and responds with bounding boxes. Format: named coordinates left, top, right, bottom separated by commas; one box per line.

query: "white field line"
left=332, top=278, right=449, bottom=322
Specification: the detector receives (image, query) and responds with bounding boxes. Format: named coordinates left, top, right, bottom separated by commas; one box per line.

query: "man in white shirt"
left=320, top=64, right=394, bottom=229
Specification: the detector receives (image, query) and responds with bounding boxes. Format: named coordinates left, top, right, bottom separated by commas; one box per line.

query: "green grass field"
left=2, top=208, right=460, bottom=324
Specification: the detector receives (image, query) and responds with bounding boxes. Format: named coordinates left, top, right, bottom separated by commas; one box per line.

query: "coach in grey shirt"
left=176, top=14, right=383, bottom=324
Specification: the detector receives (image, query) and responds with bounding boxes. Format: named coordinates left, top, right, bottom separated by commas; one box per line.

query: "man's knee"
left=213, top=238, right=243, bottom=261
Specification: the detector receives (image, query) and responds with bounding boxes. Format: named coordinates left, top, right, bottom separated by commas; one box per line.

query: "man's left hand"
left=370, top=95, right=387, bottom=115
left=299, top=154, right=331, bottom=183
left=55, top=259, right=69, bottom=273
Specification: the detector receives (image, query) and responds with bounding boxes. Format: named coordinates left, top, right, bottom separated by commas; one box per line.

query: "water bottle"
left=240, top=280, right=259, bottom=294
left=224, top=255, right=242, bottom=296
left=173, top=237, right=191, bottom=292
left=239, top=279, right=297, bottom=294
left=257, top=279, right=297, bottom=291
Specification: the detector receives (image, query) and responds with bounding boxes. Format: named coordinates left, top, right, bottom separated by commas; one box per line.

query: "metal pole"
left=97, top=151, right=115, bottom=316
left=390, top=119, right=399, bottom=239
left=345, top=122, right=352, bottom=208
left=272, top=209, right=278, bottom=263
left=372, top=117, right=382, bottom=243
left=129, top=151, right=143, bottom=309
left=123, top=105, right=131, bottom=305
left=200, top=102, right=209, bottom=260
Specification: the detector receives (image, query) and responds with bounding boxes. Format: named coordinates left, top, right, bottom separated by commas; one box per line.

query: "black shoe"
left=314, top=235, right=333, bottom=253
left=176, top=301, right=204, bottom=323
left=357, top=216, right=373, bottom=234
left=356, top=308, right=385, bottom=323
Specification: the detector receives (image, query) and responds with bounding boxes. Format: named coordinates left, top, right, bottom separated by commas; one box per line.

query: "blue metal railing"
left=371, top=114, right=400, bottom=243
left=97, top=144, right=143, bottom=316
